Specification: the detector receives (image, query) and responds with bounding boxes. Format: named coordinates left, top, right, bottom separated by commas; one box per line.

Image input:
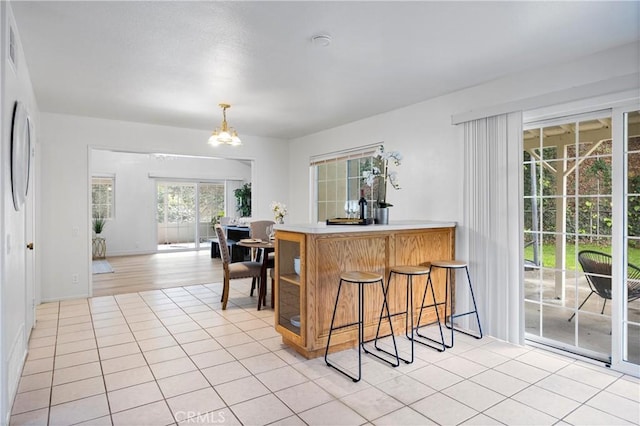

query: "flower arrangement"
left=270, top=201, right=288, bottom=224
left=363, top=145, right=402, bottom=207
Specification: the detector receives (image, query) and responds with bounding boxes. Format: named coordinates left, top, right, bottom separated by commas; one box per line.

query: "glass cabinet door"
left=275, top=232, right=304, bottom=345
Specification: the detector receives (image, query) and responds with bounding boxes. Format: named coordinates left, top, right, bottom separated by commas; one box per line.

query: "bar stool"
left=324, top=271, right=400, bottom=382
left=375, top=264, right=445, bottom=364
left=425, top=260, right=483, bottom=348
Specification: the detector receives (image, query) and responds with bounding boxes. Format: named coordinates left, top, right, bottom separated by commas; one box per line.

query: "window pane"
left=313, top=147, right=376, bottom=221
left=91, top=176, right=114, bottom=219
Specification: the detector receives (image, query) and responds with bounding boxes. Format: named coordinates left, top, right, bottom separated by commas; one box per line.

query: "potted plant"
left=92, top=217, right=107, bottom=259
left=92, top=217, right=106, bottom=235
left=363, top=145, right=402, bottom=224
left=234, top=183, right=252, bottom=217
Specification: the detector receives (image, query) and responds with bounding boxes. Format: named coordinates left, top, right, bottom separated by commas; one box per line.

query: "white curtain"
left=460, top=112, right=524, bottom=345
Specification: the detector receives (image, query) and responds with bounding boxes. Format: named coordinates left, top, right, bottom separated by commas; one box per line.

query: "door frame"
left=611, top=104, right=640, bottom=376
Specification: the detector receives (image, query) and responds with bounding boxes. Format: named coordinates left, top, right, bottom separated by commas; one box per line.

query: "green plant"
left=210, top=211, right=224, bottom=227
left=92, top=217, right=106, bottom=234
left=234, top=183, right=251, bottom=217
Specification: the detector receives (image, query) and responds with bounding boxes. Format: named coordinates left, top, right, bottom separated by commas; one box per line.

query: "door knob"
left=26, top=243, right=34, bottom=250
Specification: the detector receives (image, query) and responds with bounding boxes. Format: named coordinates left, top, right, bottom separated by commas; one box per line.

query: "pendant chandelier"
left=208, top=103, right=242, bottom=146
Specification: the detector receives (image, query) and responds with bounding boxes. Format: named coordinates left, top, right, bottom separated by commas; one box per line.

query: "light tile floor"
left=10, top=279, right=640, bottom=426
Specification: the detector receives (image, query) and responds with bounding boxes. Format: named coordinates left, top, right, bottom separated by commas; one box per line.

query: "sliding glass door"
left=524, top=112, right=614, bottom=361
left=156, top=181, right=225, bottom=251
left=617, top=107, right=640, bottom=373
left=524, top=105, right=640, bottom=374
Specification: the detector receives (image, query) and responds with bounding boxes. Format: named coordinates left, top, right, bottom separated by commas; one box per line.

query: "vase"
left=375, top=207, right=389, bottom=225
left=276, top=217, right=284, bottom=224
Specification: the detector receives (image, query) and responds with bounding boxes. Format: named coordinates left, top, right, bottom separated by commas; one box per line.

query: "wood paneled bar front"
left=273, top=221, right=456, bottom=358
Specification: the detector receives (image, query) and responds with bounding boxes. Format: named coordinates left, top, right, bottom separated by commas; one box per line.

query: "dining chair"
left=249, top=220, right=275, bottom=241
left=249, top=220, right=275, bottom=299
left=214, top=224, right=263, bottom=310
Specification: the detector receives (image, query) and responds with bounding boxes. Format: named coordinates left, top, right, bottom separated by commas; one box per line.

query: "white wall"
left=91, top=150, right=252, bottom=255
left=1, top=2, right=39, bottom=423
left=39, top=114, right=289, bottom=301
left=288, top=42, right=640, bottom=228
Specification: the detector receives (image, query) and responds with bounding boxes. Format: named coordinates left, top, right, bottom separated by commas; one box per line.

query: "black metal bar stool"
left=324, top=271, right=400, bottom=382
left=374, top=264, right=446, bottom=364
left=424, top=260, right=483, bottom=348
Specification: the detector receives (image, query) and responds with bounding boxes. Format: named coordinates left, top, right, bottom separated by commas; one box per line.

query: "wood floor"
left=92, top=250, right=224, bottom=297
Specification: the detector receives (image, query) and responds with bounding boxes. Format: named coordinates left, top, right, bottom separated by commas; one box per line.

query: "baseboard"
left=99, top=249, right=156, bottom=257
left=7, top=324, right=26, bottom=424
left=40, top=293, right=90, bottom=303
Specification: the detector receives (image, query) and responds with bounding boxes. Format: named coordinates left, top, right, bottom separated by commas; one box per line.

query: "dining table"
left=236, top=239, right=275, bottom=310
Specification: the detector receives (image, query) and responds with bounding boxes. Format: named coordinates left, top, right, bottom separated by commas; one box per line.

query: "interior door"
left=24, top=125, right=36, bottom=335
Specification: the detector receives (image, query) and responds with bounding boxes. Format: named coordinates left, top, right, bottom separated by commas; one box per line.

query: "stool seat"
left=431, top=260, right=467, bottom=268
left=340, top=271, right=383, bottom=283
left=390, top=265, right=431, bottom=275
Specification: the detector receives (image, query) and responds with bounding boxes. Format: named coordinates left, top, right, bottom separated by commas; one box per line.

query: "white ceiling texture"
left=11, top=1, right=640, bottom=139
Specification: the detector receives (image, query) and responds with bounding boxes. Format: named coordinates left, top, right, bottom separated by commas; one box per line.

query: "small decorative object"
left=358, top=189, right=368, bottom=220
left=290, top=315, right=301, bottom=328
left=10, top=101, right=32, bottom=211
left=270, top=201, right=287, bottom=224
left=363, top=145, right=402, bottom=224
left=375, top=207, right=389, bottom=225
left=293, top=256, right=301, bottom=275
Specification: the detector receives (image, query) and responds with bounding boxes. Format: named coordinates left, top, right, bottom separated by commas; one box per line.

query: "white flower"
left=365, top=145, right=402, bottom=206
left=270, top=201, right=287, bottom=220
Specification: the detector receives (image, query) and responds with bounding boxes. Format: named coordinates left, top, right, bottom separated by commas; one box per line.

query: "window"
left=92, top=176, right=114, bottom=218
left=311, top=145, right=378, bottom=222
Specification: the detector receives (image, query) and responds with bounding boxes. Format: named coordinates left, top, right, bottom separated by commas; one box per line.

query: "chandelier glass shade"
left=208, top=103, right=242, bottom=146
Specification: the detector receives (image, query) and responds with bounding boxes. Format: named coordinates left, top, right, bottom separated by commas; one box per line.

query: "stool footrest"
left=450, top=310, right=480, bottom=320
left=373, top=333, right=412, bottom=364
left=327, top=322, right=361, bottom=332
left=443, top=323, right=483, bottom=340
left=410, top=333, right=446, bottom=353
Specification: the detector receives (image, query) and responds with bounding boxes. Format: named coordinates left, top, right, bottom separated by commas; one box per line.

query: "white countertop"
left=274, top=220, right=456, bottom=234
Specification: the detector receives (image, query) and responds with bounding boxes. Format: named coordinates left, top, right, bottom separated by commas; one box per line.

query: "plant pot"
left=375, top=207, right=389, bottom=225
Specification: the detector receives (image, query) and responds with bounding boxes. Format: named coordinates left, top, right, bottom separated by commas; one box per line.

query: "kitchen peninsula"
left=273, top=221, right=456, bottom=358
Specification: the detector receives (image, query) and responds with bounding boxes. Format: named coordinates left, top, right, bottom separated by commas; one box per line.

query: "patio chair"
left=570, top=250, right=640, bottom=321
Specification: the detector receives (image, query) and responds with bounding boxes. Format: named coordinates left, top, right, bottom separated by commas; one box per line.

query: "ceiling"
left=11, top=1, right=640, bottom=140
